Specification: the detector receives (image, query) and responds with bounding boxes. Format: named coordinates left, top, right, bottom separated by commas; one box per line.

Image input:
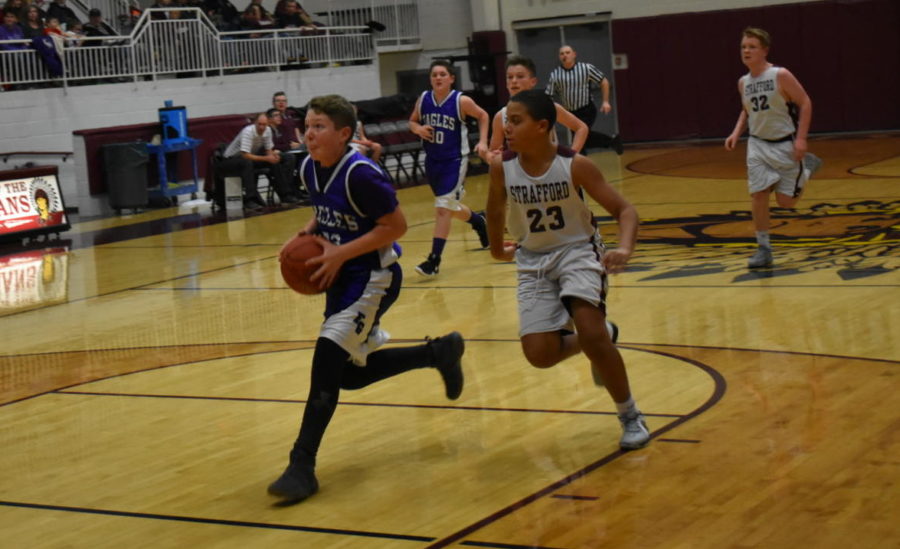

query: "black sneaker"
left=471, top=211, right=489, bottom=248
left=415, top=254, right=441, bottom=277
left=606, top=320, right=619, bottom=344
left=428, top=331, right=465, bottom=400
left=267, top=461, right=319, bottom=503
left=611, top=134, right=624, bottom=155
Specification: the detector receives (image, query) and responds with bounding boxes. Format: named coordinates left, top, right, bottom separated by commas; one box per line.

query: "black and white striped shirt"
left=545, top=62, right=605, bottom=112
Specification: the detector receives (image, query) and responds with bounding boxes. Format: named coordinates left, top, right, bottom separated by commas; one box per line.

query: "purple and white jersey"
left=300, top=148, right=400, bottom=270
left=417, top=89, right=469, bottom=161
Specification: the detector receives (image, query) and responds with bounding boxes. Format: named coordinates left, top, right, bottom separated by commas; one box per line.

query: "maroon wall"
left=74, top=114, right=251, bottom=196
left=612, top=0, right=900, bottom=142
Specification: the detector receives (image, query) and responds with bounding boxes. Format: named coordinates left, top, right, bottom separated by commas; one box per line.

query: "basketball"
left=280, top=234, right=325, bottom=295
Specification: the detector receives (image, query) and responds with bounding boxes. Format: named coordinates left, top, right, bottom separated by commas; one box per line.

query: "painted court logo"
left=625, top=201, right=899, bottom=282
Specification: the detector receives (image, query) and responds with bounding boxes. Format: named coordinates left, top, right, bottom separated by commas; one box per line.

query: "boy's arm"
left=778, top=68, right=812, bottom=160
left=486, top=155, right=515, bottom=261
left=724, top=79, right=748, bottom=151
left=555, top=104, right=589, bottom=153
left=461, top=95, right=490, bottom=159
left=572, top=155, right=637, bottom=273
left=487, top=111, right=505, bottom=163
left=308, top=207, right=407, bottom=289
left=408, top=95, right=433, bottom=141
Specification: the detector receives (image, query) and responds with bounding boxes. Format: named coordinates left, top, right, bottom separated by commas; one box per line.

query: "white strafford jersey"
left=503, top=147, right=598, bottom=253
left=741, top=66, right=795, bottom=140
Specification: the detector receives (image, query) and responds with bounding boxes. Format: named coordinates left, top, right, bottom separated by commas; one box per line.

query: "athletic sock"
left=756, top=231, right=771, bottom=248
left=430, top=238, right=446, bottom=257
left=341, top=344, right=432, bottom=390
left=290, top=337, right=348, bottom=466
left=467, top=211, right=485, bottom=227
left=615, top=396, right=637, bottom=416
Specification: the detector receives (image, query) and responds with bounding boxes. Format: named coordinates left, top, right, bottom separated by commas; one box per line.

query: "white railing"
left=0, top=8, right=374, bottom=89
left=320, top=0, right=420, bottom=49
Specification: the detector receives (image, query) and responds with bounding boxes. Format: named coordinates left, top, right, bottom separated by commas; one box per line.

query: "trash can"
left=102, top=142, right=149, bottom=212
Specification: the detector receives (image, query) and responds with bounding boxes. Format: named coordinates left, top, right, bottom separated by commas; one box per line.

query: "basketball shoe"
left=415, top=254, right=441, bottom=277
left=268, top=461, right=319, bottom=503
left=804, top=152, right=822, bottom=179
left=747, top=245, right=773, bottom=268
left=428, top=331, right=465, bottom=400
left=606, top=320, right=619, bottom=344
left=471, top=211, right=490, bottom=248
left=618, top=410, right=650, bottom=450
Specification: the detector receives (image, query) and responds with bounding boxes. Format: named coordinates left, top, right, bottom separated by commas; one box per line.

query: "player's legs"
left=568, top=298, right=630, bottom=402
left=747, top=139, right=781, bottom=268
left=520, top=330, right=581, bottom=368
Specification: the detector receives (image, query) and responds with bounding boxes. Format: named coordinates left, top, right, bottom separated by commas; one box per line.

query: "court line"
left=51, top=390, right=686, bottom=419
left=0, top=500, right=434, bottom=543
left=125, top=282, right=900, bottom=291
left=460, top=541, right=566, bottom=549
left=423, top=346, right=727, bottom=548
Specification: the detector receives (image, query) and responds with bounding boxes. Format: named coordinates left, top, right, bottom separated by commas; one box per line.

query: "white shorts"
left=320, top=267, right=395, bottom=365
left=515, top=240, right=608, bottom=337
left=747, top=137, right=806, bottom=197
left=434, top=182, right=466, bottom=211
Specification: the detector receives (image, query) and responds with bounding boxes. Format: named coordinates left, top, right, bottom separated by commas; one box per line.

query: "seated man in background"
left=83, top=8, right=117, bottom=41
left=265, top=107, right=306, bottom=201
left=217, top=112, right=298, bottom=210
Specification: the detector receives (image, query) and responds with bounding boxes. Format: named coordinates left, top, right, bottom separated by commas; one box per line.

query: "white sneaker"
left=804, top=153, right=822, bottom=178
left=618, top=410, right=650, bottom=450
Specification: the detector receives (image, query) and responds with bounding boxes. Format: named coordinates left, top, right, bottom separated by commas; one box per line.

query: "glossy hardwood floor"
left=1, top=134, right=898, bottom=548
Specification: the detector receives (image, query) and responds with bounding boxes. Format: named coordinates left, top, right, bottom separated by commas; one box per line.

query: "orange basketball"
left=280, top=234, right=325, bottom=295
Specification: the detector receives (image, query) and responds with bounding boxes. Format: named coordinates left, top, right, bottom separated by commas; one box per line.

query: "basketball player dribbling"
left=485, top=89, right=650, bottom=450
left=267, top=94, right=466, bottom=504
left=725, top=27, right=822, bottom=268
left=409, top=59, right=491, bottom=277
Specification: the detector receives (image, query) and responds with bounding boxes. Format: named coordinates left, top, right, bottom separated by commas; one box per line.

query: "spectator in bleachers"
left=0, top=10, right=27, bottom=49
left=202, top=0, right=239, bottom=30
left=265, top=107, right=305, bottom=201
left=21, top=5, right=45, bottom=38
left=238, top=4, right=269, bottom=37
left=45, top=0, right=79, bottom=28
left=274, top=0, right=313, bottom=30
left=272, top=91, right=303, bottom=143
left=247, top=0, right=272, bottom=23
left=83, top=8, right=117, bottom=43
left=350, top=105, right=382, bottom=163
left=44, top=15, right=81, bottom=46
left=150, top=0, right=178, bottom=20
left=31, top=0, right=48, bottom=19
left=2, top=0, right=24, bottom=20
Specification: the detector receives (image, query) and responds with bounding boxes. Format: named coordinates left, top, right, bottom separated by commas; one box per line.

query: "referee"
left=546, top=44, right=623, bottom=154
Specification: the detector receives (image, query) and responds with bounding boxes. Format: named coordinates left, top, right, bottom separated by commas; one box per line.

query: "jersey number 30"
left=527, top=206, right=566, bottom=232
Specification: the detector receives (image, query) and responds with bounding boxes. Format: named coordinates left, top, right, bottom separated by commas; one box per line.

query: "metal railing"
left=0, top=8, right=375, bottom=88
left=320, top=0, right=420, bottom=49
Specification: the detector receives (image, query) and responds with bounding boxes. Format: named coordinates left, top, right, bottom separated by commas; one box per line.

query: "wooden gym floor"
left=1, top=134, right=898, bottom=548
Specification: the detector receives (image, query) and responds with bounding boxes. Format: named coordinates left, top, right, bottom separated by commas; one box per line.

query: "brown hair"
left=743, top=27, right=771, bottom=49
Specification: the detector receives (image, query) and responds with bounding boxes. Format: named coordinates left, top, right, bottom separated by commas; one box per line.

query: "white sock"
left=756, top=231, right=770, bottom=248
left=615, top=396, right=637, bottom=416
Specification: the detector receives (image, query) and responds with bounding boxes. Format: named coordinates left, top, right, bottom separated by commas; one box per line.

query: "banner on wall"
left=0, top=170, right=70, bottom=242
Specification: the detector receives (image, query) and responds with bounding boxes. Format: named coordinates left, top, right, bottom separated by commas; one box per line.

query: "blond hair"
left=743, top=27, right=771, bottom=49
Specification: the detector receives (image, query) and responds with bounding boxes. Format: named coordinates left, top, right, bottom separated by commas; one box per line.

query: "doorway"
left=513, top=15, right=617, bottom=145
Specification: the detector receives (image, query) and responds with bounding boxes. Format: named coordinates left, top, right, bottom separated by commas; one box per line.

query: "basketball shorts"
left=320, top=262, right=402, bottom=365
left=515, top=240, right=608, bottom=337
left=425, top=156, right=467, bottom=211
left=747, top=137, right=807, bottom=197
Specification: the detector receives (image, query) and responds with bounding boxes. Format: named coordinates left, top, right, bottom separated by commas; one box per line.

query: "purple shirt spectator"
left=0, top=11, right=27, bottom=50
